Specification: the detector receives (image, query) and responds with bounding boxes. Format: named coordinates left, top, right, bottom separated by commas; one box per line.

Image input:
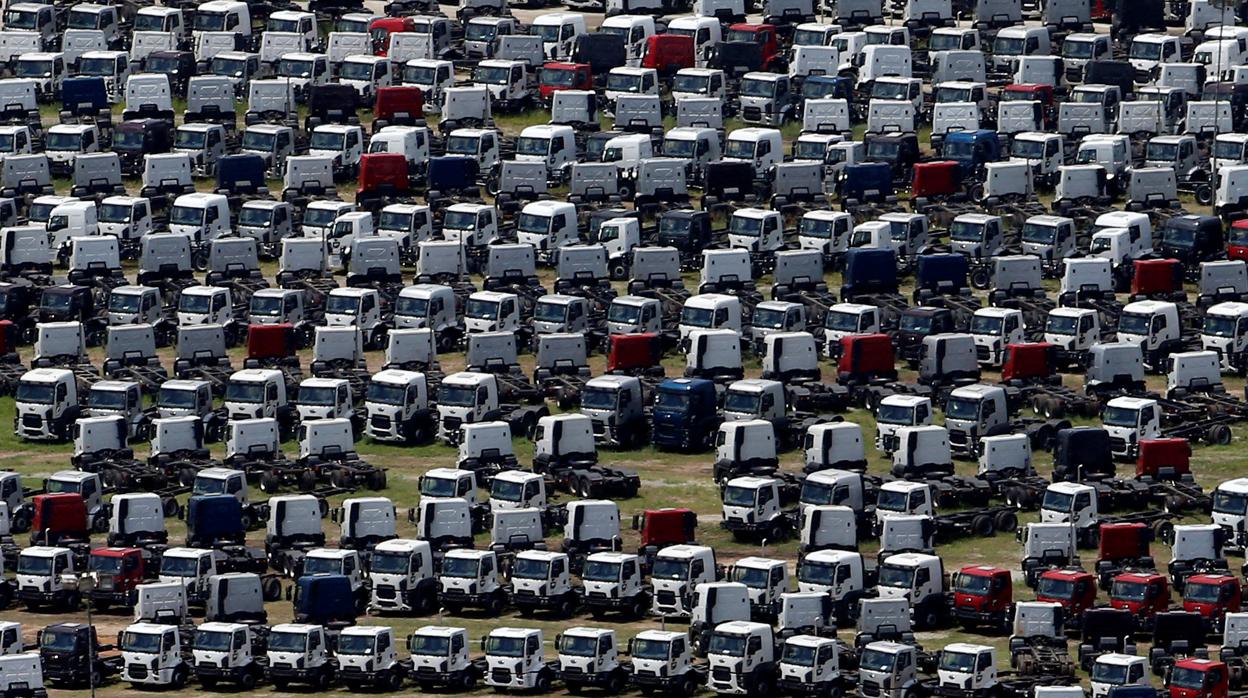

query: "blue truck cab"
left=185, top=494, right=245, bottom=548
left=840, top=248, right=900, bottom=299
left=838, top=161, right=893, bottom=203
left=61, top=76, right=109, bottom=118
left=292, top=574, right=357, bottom=626
left=914, top=253, right=970, bottom=301
left=942, top=129, right=1002, bottom=178
left=651, top=378, right=720, bottom=452
left=217, top=153, right=268, bottom=196
left=801, top=75, right=853, bottom=101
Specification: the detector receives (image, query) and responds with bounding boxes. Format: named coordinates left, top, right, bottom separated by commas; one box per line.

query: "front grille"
left=371, top=415, right=391, bottom=428
left=1066, top=67, right=1081, bottom=82
left=743, top=107, right=761, bottom=121
left=22, top=414, right=39, bottom=427
left=491, top=669, right=511, bottom=683
left=128, top=664, right=149, bottom=679
left=443, top=417, right=462, bottom=431
left=1109, top=437, right=1127, bottom=452
left=198, top=661, right=216, bottom=669
left=950, top=431, right=968, bottom=445
left=712, top=667, right=731, bottom=681
left=976, top=345, right=990, bottom=360
left=376, top=586, right=396, bottom=599
left=591, top=422, right=605, bottom=435
left=863, top=680, right=881, bottom=697
left=563, top=666, right=584, bottom=676
left=657, top=590, right=676, bottom=605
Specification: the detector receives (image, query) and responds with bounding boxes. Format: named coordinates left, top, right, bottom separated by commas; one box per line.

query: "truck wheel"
left=486, top=593, right=505, bottom=615
left=262, top=577, right=282, bottom=601
left=273, top=679, right=289, bottom=691
left=606, top=670, right=626, bottom=693
left=314, top=669, right=332, bottom=690
left=171, top=666, right=188, bottom=689
left=558, top=594, right=577, bottom=617
left=383, top=670, right=403, bottom=690
left=680, top=674, right=698, bottom=696
left=566, top=681, right=584, bottom=694
left=260, top=471, right=280, bottom=493
left=535, top=670, right=552, bottom=693
left=239, top=510, right=255, bottom=530
left=299, top=470, right=318, bottom=491
left=972, top=515, right=994, bottom=536
left=458, top=670, right=477, bottom=691
left=179, top=466, right=198, bottom=487
left=993, top=511, right=1018, bottom=533
left=1206, top=424, right=1232, bottom=445
left=367, top=469, right=387, bottom=490
left=238, top=670, right=257, bottom=690
left=919, top=606, right=940, bottom=629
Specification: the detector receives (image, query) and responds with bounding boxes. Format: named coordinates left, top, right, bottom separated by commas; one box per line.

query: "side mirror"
left=631, top=513, right=641, bottom=530
left=284, top=585, right=293, bottom=601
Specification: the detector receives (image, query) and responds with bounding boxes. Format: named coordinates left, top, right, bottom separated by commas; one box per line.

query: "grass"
left=8, top=42, right=1237, bottom=698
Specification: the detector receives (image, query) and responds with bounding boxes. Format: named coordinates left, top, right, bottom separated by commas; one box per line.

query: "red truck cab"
left=539, top=62, right=593, bottom=103
left=725, top=24, right=782, bottom=72
left=1110, top=571, right=1171, bottom=623
left=1137, top=438, right=1193, bottom=482
left=952, top=565, right=1013, bottom=632
left=1229, top=220, right=1248, bottom=261
left=837, top=334, right=897, bottom=385
left=633, top=508, right=697, bottom=556
left=369, top=17, right=416, bottom=57
left=1097, top=522, right=1154, bottom=588
left=358, top=153, right=411, bottom=196
left=1169, top=658, right=1230, bottom=698
left=87, top=547, right=147, bottom=608
left=1183, top=574, right=1243, bottom=631
left=31, top=493, right=89, bottom=546
left=1131, top=258, right=1184, bottom=298
left=1002, top=342, right=1059, bottom=384
left=1036, top=568, right=1098, bottom=623
left=607, top=333, right=664, bottom=377
left=374, top=86, right=425, bottom=127
left=641, top=34, right=694, bottom=76
left=911, top=161, right=962, bottom=201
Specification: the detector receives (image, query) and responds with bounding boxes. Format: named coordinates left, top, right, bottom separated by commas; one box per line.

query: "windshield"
left=608, top=303, right=641, bottom=325
left=474, top=66, right=511, bottom=84
left=39, top=630, right=77, bottom=652
left=302, top=556, right=341, bottom=576
left=15, top=59, right=51, bottom=77
left=1118, top=312, right=1151, bottom=335
left=707, top=634, right=745, bottom=656
left=250, top=296, right=287, bottom=318
left=1102, top=404, right=1139, bottom=427
left=466, top=22, right=497, bottom=41
left=448, top=135, right=482, bottom=155
left=939, top=652, right=978, bottom=673
left=310, top=131, right=345, bottom=150
left=782, top=643, right=818, bottom=666
left=1147, top=142, right=1178, bottom=161
left=876, top=488, right=908, bottom=512
left=740, top=78, right=774, bottom=97
left=441, top=556, right=479, bottom=578
left=794, top=29, right=827, bottom=46
left=89, top=389, right=127, bottom=410
left=581, top=387, right=616, bottom=410
left=651, top=557, right=688, bottom=580
left=867, top=140, right=900, bottom=159
left=3, top=9, right=37, bottom=29
left=99, top=202, right=140, bottom=226
left=17, top=554, right=52, bottom=575
left=193, top=630, right=233, bottom=652
left=518, top=213, right=552, bottom=235
left=304, top=207, right=342, bottom=227
left=673, top=74, right=708, bottom=93
left=1163, top=227, right=1196, bottom=248
left=754, top=307, right=788, bottom=330
left=1042, top=489, right=1074, bottom=512
left=122, top=632, right=163, bottom=654
left=1216, top=140, right=1246, bottom=160
left=872, top=82, right=909, bottom=100
left=464, top=298, right=499, bottom=320
left=336, top=634, right=376, bottom=655
left=1011, top=139, right=1045, bottom=158
left=955, top=574, right=991, bottom=594
left=1091, top=663, right=1129, bottom=684
left=268, top=632, right=307, bottom=653
left=515, top=136, right=550, bottom=156
left=606, top=73, right=642, bottom=92
left=1021, top=222, right=1056, bottom=244
left=47, top=131, right=85, bottom=150
left=731, top=565, right=769, bottom=588
left=491, top=479, right=523, bottom=502
left=146, top=55, right=182, bottom=74
left=798, top=558, right=838, bottom=584
left=1111, top=580, right=1149, bottom=601
left=540, top=67, right=577, bottom=87
left=1170, top=666, right=1210, bottom=690
left=368, top=380, right=408, bottom=406
left=1213, top=489, right=1248, bottom=514
left=512, top=557, right=550, bottom=580
left=77, top=57, right=116, bottom=76
left=945, top=396, right=980, bottom=420
left=1037, top=576, right=1074, bottom=599
left=935, top=86, right=971, bottom=103
left=242, top=130, right=277, bottom=152
left=298, top=385, right=337, bottom=407
left=420, top=474, right=458, bottom=498
left=325, top=294, right=359, bottom=316
left=663, top=138, right=696, bottom=158
left=724, top=391, right=760, bottom=415
left=174, top=126, right=208, bottom=150
left=582, top=559, right=620, bottom=582
left=193, top=478, right=226, bottom=496
left=681, top=306, right=713, bottom=328
left=860, top=648, right=898, bottom=672
left=995, top=36, right=1025, bottom=55
left=278, top=58, right=315, bottom=77
left=723, top=485, right=758, bottom=508
left=411, top=635, right=449, bottom=656
left=534, top=301, right=567, bottom=323
left=878, top=563, right=914, bottom=588
left=405, top=66, right=436, bottom=84
left=877, top=402, right=916, bottom=424
left=160, top=555, right=198, bottom=576
left=729, top=216, right=763, bottom=237
left=193, top=11, right=227, bottom=31
left=795, top=140, right=830, bottom=160
left=485, top=636, right=525, bottom=657
left=632, top=639, right=669, bottom=660
left=801, top=217, right=838, bottom=240
left=559, top=634, right=598, bottom=657
left=1186, top=581, right=1224, bottom=602
left=970, top=314, right=1004, bottom=335
left=180, top=293, right=217, bottom=317
left=725, top=139, right=756, bottom=159
left=225, top=381, right=264, bottom=404
left=1130, top=42, right=1163, bottom=60
left=1046, top=314, right=1079, bottom=335
left=15, top=382, right=53, bottom=404
left=1063, top=40, right=1096, bottom=59
left=210, top=57, right=247, bottom=78
left=655, top=390, right=689, bottom=411
left=438, top=385, right=475, bottom=407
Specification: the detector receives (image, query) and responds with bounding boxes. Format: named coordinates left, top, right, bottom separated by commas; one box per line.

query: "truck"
left=266, top=623, right=335, bottom=690
left=483, top=627, right=558, bottom=692
left=557, top=627, right=630, bottom=693
left=630, top=629, right=705, bottom=696
left=406, top=626, right=486, bottom=691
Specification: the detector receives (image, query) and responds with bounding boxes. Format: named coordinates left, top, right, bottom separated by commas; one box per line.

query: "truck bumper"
left=954, top=607, right=1003, bottom=625
left=438, top=590, right=493, bottom=607
left=89, top=589, right=135, bottom=605
left=721, top=519, right=771, bottom=534
left=632, top=671, right=684, bottom=689
left=779, top=678, right=836, bottom=695
left=16, top=588, right=68, bottom=605
left=267, top=665, right=325, bottom=683
left=370, top=585, right=417, bottom=612
left=339, top=666, right=395, bottom=686
left=511, top=590, right=565, bottom=608
left=194, top=664, right=253, bottom=682
left=584, top=592, right=641, bottom=609
left=558, top=668, right=615, bottom=686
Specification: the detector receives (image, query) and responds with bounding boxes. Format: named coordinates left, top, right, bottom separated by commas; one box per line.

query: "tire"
left=384, top=670, right=403, bottom=691
left=1207, top=424, right=1232, bottom=445
left=535, top=671, right=552, bottom=693
left=171, top=666, right=187, bottom=689
left=239, top=671, right=257, bottom=690
left=972, top=514, right=994, bottom=536
left=681, top=674, right=698, bottom=696
left=993, top=510, right=1018, bottom=533
left=273, top=679, right=290, bottom=691
left=200, top=676, right=218, bottom=690
left=260, top=471, right=280, bottom=493
left=240, top=510, right=254, bottom=530
left=458, top=671, right=477, bottom=691
left=486, top=593, right=505, bottom=615
left=299, top=470, right=318, bottom=491
left=314, top=669, right=332, bottom=691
